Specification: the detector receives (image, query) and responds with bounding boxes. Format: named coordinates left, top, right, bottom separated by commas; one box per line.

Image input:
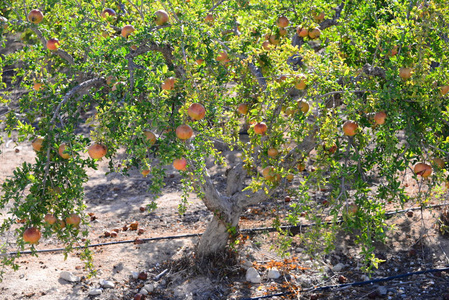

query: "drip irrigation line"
left=1, top=233, right=202, bottom=256
left=240, top=266, right=449, bottom=300
left=241, top=203, right=449, bottom=235
left=2, top=203, right=448, bottom=256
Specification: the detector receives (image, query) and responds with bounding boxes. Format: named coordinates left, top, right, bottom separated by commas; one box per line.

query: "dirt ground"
left=1, top=136, right=449, bottom=300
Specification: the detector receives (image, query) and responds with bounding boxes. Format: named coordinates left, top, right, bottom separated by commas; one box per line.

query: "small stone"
left=246, top=267, right=261, bottom=283
left=99, top=279, right=115, bottom=288
left=131, top=271, right=139, bottom=279
left=267, top=268, right=281, bottom=279
left=60, top=271, right=80, bottom=283
left=143, top=284, right=154, bottom=292
left=140, top=288, right=148, bottom=295
left=332, top=263, right=345, bottom=272
left=361, top=275, right=370, bottom=281
left=378, top=286, right=388, bottom=295
left=88, top=288, right=102, bottom=296
left=241, top=260, right=253, bottom=270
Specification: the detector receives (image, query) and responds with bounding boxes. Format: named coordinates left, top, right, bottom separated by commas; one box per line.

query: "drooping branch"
left=42, top=77, right=107, bottom=191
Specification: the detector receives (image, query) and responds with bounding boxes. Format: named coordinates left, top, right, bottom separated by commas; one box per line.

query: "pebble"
left=241, top=260, right=253, bottom=270
left=60, top=271, right=80, bottom=283
left=131, top=271, right=139, bottom=279
left=332, top=263, right=345, bottom=272
left=267, top=268, right=281, bottom=279
left=140, top=288, right=148, bottom=295
left=361, top=275, right=370, bottom=281
left=99, top=279, right=115, bottom=288
left=378, top=286, right=388, bottom=295
left=246, top=267, right=261, bottom=283
left=143, top=284, right=154, bottom=292
left=88, top=288, right=103, bottom=296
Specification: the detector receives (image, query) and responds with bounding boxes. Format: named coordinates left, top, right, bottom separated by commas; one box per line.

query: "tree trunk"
left=196, top=212, right=240, bottom=256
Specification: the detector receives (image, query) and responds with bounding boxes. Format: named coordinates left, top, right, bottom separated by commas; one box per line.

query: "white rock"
left=60, top=271, right=80, bottom=283
left=88, top=288, right=102, bottom=296
left=131, top=271, right=139, bottom=279
left=332, top=263, right=345, bottom=272
left=143, top=284, right=154, bottom=292
left=99, top=279, right=115, bottom=288
left=140, top=288, right=148, bottom=295
left=246, top=267, right=261, bottom=283
left=267, top=268, right=281, bottom=279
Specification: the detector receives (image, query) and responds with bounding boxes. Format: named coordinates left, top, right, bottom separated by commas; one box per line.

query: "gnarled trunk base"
left=196, top=213, right=240, bottom=256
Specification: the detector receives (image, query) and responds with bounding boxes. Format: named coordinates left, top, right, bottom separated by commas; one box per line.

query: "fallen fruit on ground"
left=141, top=169, right=150, bottom=177
left=23, top=227, right=41, bottom=244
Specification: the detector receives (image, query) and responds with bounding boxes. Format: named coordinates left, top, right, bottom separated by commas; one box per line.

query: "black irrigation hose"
left=1, top=233, right=202, bottom=256
left=240, top=203, right=449, bottom=234
left=2, top=203, right=448, bottom=256
left=240, top=266, right=449, bottom=300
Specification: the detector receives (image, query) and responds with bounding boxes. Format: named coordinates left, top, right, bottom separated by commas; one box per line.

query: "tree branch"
left=29, top=26, right=75, bottom=65
left=319, top=2, right=345, bottom=31
left=127, top=42, right=185, bottom=78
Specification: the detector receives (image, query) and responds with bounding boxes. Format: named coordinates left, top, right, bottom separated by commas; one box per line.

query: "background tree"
left=1, top=0, right=449, bottom=276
